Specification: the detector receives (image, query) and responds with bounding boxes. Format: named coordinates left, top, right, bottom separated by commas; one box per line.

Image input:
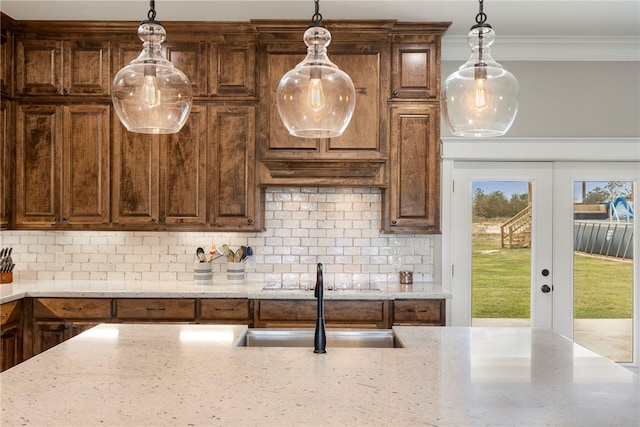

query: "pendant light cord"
left=145, top=0, right=158, bottom=23
left=310, top=0, right=326, bottom=28
left=475, top=0, right=487, bottom=25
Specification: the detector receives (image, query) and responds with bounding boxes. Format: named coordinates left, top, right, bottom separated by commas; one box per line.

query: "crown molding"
left=442, top=36, right=640, bottom=62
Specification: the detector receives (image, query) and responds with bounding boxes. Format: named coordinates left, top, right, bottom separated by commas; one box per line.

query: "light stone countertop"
left=0, top=279, right=450, bottom=304
left=1, top=324, right=638, bottom=426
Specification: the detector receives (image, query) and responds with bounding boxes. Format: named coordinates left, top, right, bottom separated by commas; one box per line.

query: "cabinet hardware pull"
left=214, top=308, right=235, bottom=311
left=146, top=307, right=166, bottom=311
left=1, top=313, right=8, bottom=318
left=63, top=307, right=83, bottom=312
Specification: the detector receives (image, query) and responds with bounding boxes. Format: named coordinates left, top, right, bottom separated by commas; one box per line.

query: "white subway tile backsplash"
left=4, top=188, right=437, bottom=283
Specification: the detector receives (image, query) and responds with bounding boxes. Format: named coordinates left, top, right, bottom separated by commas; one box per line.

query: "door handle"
left=541, top=284, right=552, bottom=293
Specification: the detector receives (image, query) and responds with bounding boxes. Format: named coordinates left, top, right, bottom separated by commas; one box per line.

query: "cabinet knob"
left=62, top=217, right=68, bottom=223
left=247, top=218, right=253, bottom=224
left=63, top=88, right=69, bottom=95
left=54, top=217, right=60, bottom=224
left=393, top=90, right=399, bottom=96
left=54, top=88, right=59, bottom=94
left=248, top=89, right=254, bottom=95
left=159, top=218, right=165, bottom=223
left=391, top=220, right=397, bottom=225
left=151, top=218, right=156, bottom=223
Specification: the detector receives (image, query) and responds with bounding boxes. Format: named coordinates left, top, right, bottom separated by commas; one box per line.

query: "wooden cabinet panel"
left=199, top=299, right=252, bottom=322
left=115, top=299, right=197, bottom=321
left=160, top=105, right=207, bottom=226
left=254, top=299, right=389, bottom=328
left=210, top=42, right=256, bottom=97
left=1, top=300, right=23, bottom=371
left=17, top=39, right=110, bottom=96
left=384, top=103, right=440, bottom=233
left=113, top=106, right=207, bottom=228
left=62, top=105, right=110, bottom=225
left=15, top=104, right=110, bottom=228
left=32, top=321, right=98, bottom=354
left=15, top=104, right=61, bottom=226
left=33, top=298, right=112, bottom=319
left=165, top=41, right=208, bottom=97
left=209, top=105, right=262, bottom=230
left=392, top=299, right=445, bottom=326
left=0, top=100, right=10, bottom=229
left=391, top=43, right=438, bottom=99
left=0, top=19, right=12, bottom=96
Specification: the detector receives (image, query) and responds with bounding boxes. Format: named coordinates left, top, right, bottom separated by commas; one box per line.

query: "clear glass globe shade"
left=277, top=26, right=356, bottom=139
left=112, top=22, right=192, bottom=134
left=442, top=26, right=519, bottom=137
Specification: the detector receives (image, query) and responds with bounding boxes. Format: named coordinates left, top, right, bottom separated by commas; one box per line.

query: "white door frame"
left=449, top=162, right=553, bottom=328
left=442, top=138, right=640, bottom=365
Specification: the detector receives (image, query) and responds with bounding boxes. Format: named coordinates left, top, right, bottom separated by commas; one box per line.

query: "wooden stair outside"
left=501, top=205, right=532, bottom=248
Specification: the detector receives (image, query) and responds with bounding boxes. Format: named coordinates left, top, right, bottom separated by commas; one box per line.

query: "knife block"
left=1, top=272, right=12, bottom=284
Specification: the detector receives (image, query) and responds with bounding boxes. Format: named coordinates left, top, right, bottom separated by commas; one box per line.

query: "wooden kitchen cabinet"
left=0, top=14, right=13, bottom=97
left=392, top=299, right=445, bottom=326
left=112, top=105, right=207, bottom=228
left=29, top=298, right=112, bottom=356
left=15, top=104, right=111, bottom=228
left=383, top=103, right=440, bottom=233
left=115, top=298, right=197, bottom=322
left=390, top=42, right=439, bottom=99
left=16, top=38, right=111, bottom=96
left=199, top=299, right=252, bottom=324
left=1, top=300, right=23, bottom=371
left=256, top=32, right=388, bottom=186
left=209, top=42, right=256, bottom=98
left=208, top=105, right=263, bottom=231
left=253, top=299, right=390, bottom=329
left=0, top=100, right=10, bottom=229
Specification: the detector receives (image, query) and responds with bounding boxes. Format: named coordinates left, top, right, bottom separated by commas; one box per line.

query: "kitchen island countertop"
left=1, top=324, right=638, bottom=426
left=0, top=279, right=450, bottom=304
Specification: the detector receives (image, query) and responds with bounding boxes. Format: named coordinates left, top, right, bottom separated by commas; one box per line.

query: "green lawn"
left=472, top=233, right=633, bottom=318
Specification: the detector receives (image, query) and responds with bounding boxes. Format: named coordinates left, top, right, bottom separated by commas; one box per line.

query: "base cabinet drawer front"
left=392, top=299, right=445, bottom=325
left=32, top=298, right=112, bottom=320
left=255, top=300, right=389, bottom=328
left=199, top=299, right=251, bottom=322
left=116, top=299, right=197, bottom=321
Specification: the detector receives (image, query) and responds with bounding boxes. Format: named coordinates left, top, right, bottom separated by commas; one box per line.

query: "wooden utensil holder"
left=1, top=272, right=13, bottom=284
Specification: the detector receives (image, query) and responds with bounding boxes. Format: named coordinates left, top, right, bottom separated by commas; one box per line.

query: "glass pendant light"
left=277, top=0, right=356, bottom=138
left=442, top=0, right=519, bottom=137
left=112, top=0, right=192, bottom=134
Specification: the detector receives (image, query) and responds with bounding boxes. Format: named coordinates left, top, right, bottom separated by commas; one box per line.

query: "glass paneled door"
left=450, top=162, right=553, bottom=328
left=554, top=163, right=638, bottom=365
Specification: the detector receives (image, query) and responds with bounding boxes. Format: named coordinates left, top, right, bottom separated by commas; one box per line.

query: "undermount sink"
left=236, top=329, right=403, bottom=348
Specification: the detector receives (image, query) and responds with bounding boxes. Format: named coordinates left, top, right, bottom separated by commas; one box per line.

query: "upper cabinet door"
left=209, top=105, right=263, bottom=231
left=390, top=42, right=438, bottom=99
left=164, top=41, right=208, bottom=97
left=16, top=39, right=62, bottom=95
left=160, top=105, right=208, bottom=226
left=16, top=39, right=110, bottom=96
left=210, top=42, right=256, bottom=98
left=61, top=105, right=110, bottom=225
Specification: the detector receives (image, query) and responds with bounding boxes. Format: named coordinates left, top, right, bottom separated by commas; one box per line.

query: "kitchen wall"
left=1, top=187, right=439, bottom=285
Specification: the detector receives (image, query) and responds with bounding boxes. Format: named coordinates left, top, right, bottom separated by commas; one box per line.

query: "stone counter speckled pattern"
left=0, top=279, right=451, bottom=304
left=1, top=324, right=638, bottom=426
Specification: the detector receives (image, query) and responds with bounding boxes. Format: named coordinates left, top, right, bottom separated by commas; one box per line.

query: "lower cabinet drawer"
left=199, top=299, right=251, bottom=321
left=32, top=298, right=112, bottom=320
left=392, top=299, right=445, bottom=325
left=116, top=299, right=197, bottom=321
left=255, top=299, right=389, bottom=328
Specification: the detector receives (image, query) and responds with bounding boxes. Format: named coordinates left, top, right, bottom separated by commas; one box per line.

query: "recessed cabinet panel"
left=210, top=43, right=256, bottom=97
left=16, top=40, right=61, bottom=95
left=391, top=43, right=438, bottom=99
left=0, top=101, right=10, bottom=229
left=15, top=105, right=60, bottom=226
left=63, top=40, right=111, bottom=95
left=264, top=51, right=318, bottom=151
left=209, top=105, right=259, bottom=229
left=62, top=105, right=110, bottom=224
left=384, top=103, right=440, bottom=233
left=326, top=50, right=381, bottom=152
left=112, top=126, right=158, bottom=226
left=165, top=41, right=208, bottom=97
left=161, top=105, right=207, bottom=226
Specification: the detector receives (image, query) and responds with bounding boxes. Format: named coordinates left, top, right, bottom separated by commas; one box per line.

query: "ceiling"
left=2, top=0, right=639, bottom=38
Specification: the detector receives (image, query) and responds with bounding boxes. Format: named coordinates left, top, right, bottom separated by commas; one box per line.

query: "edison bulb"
left=473, top=77, right=488, bottom=111
left=308, top=77, right=326, bottom=112
left=143, top=75, right=161, bottom=108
